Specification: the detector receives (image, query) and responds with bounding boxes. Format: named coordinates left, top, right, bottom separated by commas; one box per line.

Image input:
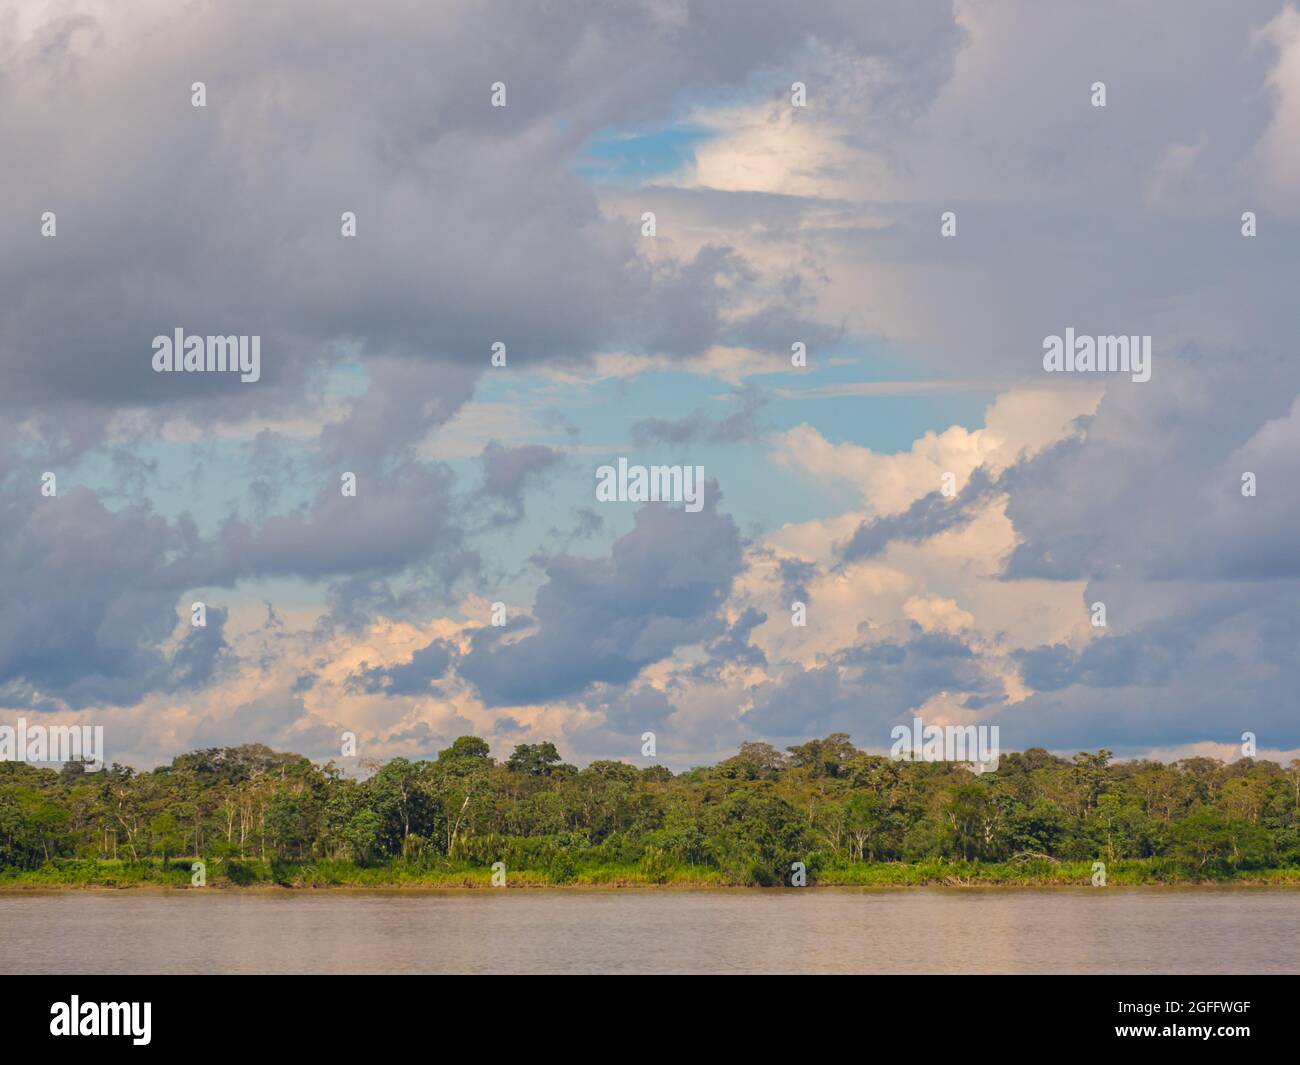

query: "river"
left=2, top=887, right=1296, bottom=974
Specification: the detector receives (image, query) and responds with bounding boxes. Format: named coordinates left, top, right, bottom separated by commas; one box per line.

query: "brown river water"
left=2, top=887, right=1297, bottom=974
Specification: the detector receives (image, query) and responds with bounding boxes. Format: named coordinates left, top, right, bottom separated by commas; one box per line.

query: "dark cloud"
left=351, top=638, right=455, bottom=697
left=777, top=556, right=817, bottom=605
left=5, top=0, right=1299, bottom=772
left=213, top=462, right=471, bottom=583
left=320, top=360, right=480, bottom=473
left=1003, top=356, right=1300, bottom=583
left=699, top=606, right=769, bottom=675
left=169, top=605, right=232, bottom=689
left=743, top=628, right=994, bottom=741
left=1, top=0, right=959, bottom=448
left=594, top=684, right=677, bottom=734
left=459, top=492, right=744, bottom=705
left=838, top=467, right=999, bottom=563
left=0, top=483, right=204, bottom=708
left=476, top=442, right=563, bottom=525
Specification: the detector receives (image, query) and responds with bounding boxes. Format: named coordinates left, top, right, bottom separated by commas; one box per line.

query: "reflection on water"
left=1, top=887, right=1297, bottom=974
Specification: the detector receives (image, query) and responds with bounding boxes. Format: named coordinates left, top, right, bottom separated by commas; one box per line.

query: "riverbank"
left=5, top=857, right=1300, bottom=890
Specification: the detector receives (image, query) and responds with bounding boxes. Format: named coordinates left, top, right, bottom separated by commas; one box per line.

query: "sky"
left=3, top=0, right=1299, bottom=771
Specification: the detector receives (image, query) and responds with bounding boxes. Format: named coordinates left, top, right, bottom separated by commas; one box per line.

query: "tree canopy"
left=3, top=738, right=1298, bottom=883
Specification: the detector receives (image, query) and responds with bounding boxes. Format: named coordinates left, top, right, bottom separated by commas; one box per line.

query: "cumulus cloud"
left=2, top=0, right=1298, bottom=771
left=458, top=493, right=744, bottom=705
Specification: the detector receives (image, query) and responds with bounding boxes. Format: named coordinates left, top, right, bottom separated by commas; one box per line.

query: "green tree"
left=506, top=742, right=564, bottom=776
left=148, top=813, right=185, bottom=864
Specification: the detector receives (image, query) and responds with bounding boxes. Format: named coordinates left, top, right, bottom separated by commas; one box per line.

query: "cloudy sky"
left=4, top=0, right=1299, bottom=771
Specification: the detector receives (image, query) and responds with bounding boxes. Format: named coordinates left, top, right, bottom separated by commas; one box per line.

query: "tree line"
left=3, top=734, right=1299, bottom=883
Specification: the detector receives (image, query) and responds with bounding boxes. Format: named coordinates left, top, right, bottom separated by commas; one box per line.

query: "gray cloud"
left=4, top=0, right=1299, bottom=771
left=838, top=466, right=1000, bottom=563
left=631, top=387, right=770, bottom=446
left=476, top=442, right=564, bottom=525
left=351, top=638, right=456, bottom=697
left=459, top=491, right=744, bottom=705
left=742, top=628, right=994, bottom=743
left=2, top=0, right=957, bottom=446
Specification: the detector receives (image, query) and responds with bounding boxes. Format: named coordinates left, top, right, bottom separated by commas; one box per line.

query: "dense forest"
left=3, top=735, right=1300, bottom=886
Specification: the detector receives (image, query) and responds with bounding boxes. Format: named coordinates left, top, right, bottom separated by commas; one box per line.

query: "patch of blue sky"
left=771, top=341, right=999, bottom=454
left=574, top=122, right=714, bottom=185
left=57, top=357, right=368, bottom=530
left=462, top=345, right=997, bottom=570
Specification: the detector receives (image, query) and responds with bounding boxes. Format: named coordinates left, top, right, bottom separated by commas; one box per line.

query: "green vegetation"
left=4, top=735, right=1300, bottom=888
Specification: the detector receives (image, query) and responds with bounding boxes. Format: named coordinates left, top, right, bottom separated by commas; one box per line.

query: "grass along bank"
left=5, top=856, right=1300, bottom=890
